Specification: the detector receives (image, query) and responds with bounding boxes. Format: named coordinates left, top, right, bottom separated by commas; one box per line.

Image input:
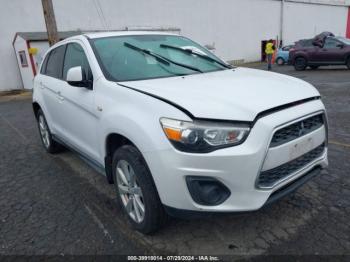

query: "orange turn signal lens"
left=163, top=127, right=182, bottom=142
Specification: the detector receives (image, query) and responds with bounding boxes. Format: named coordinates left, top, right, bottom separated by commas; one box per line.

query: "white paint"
left=30, top=41, right=50, bottom=73
left=13, top=36, right=33, bottom=90
left=0, top=0, right=46, bottom=91
left=1, top=0, right=349, bottom=90
left=13, top=37, right=49, bottom=90
left=283, top=1, right=348, bottom=45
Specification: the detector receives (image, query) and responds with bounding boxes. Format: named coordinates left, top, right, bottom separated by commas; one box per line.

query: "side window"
left=63, top=43, right=93, bottom=81
left=40, top=53, right=50, bottom=74
left=324, top=38, right=339, bottom=49
left=45, top=45, right=66, bottom=79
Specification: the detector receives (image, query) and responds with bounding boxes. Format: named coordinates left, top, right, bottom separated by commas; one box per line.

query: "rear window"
left=45, top=45, right=66, bottom=79
left=298, top=39, right=314, bottom=48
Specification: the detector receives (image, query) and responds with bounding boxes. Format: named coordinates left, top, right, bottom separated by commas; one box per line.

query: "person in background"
left=265, top=39, right=275, bottom=71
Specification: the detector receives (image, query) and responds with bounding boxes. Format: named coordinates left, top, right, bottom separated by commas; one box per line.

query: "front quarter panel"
left=94, top=79, right=191, bottom=162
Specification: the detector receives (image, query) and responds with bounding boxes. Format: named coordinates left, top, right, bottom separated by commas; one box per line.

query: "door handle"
left=57, top=91, right=65, bottom=102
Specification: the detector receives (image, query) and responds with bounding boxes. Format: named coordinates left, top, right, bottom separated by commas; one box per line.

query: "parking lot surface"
left=0, top=65, right=349, bottom=257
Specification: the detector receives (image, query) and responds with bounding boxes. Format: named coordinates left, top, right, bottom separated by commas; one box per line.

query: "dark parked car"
left=290, top=36, right=350, bottom=70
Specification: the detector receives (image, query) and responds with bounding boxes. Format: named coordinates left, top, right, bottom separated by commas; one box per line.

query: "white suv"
left=33, top=32, right=328, bottom=234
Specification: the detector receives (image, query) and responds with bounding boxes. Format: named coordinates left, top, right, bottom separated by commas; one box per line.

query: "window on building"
left=18, top=51, right=28, bottom=67
left=45, top=45, right=66, bottom=79
left=63, top=43, right=93, bottom=81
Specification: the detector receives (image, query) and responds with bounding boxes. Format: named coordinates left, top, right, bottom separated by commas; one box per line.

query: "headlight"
left=160, top=118, right=250, bottom=153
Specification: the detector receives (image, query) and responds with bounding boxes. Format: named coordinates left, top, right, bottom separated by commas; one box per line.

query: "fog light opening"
left=186, top=176, right=231, bottom=206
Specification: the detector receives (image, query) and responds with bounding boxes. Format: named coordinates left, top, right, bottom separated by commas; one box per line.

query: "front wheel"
left=294, top=57, right=307, bottom=71
left=346, top=58, right=350, bottom=69
left=112, top=145, right=167, bottom=234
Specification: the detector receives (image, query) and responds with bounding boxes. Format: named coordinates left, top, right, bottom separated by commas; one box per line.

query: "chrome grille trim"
left=270, top=114, right=324, bottom=147
left=255, top=110, right=328, bottom=190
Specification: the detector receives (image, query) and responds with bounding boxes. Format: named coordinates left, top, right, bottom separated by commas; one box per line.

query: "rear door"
left=38, top=45, right=67, bottom=135
left=298, top=40, right=321, bottom=63
left=58, top=41, right=100, bottom=161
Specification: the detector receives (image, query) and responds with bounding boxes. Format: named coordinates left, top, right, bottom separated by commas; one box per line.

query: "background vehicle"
left=290, top=36, right=350, bottom=71
left=33, top=32, right=328, bottom=234
left=276, top=45, right=294, bottom=65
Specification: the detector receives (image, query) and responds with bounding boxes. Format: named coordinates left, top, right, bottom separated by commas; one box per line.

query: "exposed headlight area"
left=160, top=118, right=250, bottom=153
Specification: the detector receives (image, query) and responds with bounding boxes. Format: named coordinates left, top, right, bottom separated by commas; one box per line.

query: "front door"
left=319, top=38, right=345, bottom=63
left=58, top=42, right=100, bottom=162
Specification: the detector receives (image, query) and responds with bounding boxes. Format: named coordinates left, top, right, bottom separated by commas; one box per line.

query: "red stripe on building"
left=26, top=41, right=37, bottom=76
left=347, top=7, right=350, bottom=38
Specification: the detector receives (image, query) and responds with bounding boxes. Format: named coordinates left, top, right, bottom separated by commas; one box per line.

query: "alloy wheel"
left=116, top=160, right=145, bottom=223
left=38, top=115, right=50, bottom=148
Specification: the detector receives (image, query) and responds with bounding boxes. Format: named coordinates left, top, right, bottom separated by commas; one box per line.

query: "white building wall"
left=283, top=1, right=348, bottom=45
left=0, top=0, right=349, bottom=91
left=30, top=41, right=50, bottom=74
left=13, top=38, right=50, bottom=90
left=53, top=0, right=282, bottom=63
left=0, top=0, right=46, bottom=91
left=13, top=36, right=34, bottom=90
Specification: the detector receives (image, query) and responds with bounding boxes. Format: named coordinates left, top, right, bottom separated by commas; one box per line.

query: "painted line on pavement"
left=0, top=113, right=28, bottom=143
left=84, top=204, right=115, bottom=244
left=329, top=140, right=350, bottom=148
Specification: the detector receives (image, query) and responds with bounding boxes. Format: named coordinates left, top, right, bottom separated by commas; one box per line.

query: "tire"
left=294, top=57, right=307, bottom=71
left=112, top=145, right=167, bottom=234
left=309, top=65, right=319, bottom=70
left=347, top=57, right=350, bottom=69
left=36, top=109, right=63, bottom=153
left=276, top=57, right=285, bottom=66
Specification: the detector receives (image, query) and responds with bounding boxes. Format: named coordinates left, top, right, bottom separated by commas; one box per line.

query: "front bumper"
left=164, top=166, right=323, bottom=218
left=143, top=99, right=328, bottom=212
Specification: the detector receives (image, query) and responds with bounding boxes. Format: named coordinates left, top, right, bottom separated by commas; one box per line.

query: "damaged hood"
left=120, top=67, right=320, bottom=121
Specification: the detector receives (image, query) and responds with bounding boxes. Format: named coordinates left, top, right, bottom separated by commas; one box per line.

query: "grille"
left=270, top=114, right=324, bottom=147
left=257, top=143, right=325, bottom=188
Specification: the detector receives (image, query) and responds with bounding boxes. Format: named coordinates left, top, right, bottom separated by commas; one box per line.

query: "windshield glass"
left=336, top=36, right=350, bottom=45
left=91, top=34, right=228, bottom=82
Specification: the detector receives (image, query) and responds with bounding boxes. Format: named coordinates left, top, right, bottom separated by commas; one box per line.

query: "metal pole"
left=280, top=0, right=285, bottom=47
left=41, top=0, right=59, bottom=46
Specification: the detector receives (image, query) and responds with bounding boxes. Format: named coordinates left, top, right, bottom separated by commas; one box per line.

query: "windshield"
left=336, top=36, right=350, bottom=45
left=91, top=34, right=229, bottom=82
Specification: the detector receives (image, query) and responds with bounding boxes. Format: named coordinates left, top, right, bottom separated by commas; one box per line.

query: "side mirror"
left=337, top=43, right=344, bottom=49
left=66, top=66, right=93, bottom=90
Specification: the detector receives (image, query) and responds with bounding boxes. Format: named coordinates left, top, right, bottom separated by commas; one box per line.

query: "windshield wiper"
left=124, top=42, right=203, bottom=73
left=160, top=44, right=232, bottom=69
